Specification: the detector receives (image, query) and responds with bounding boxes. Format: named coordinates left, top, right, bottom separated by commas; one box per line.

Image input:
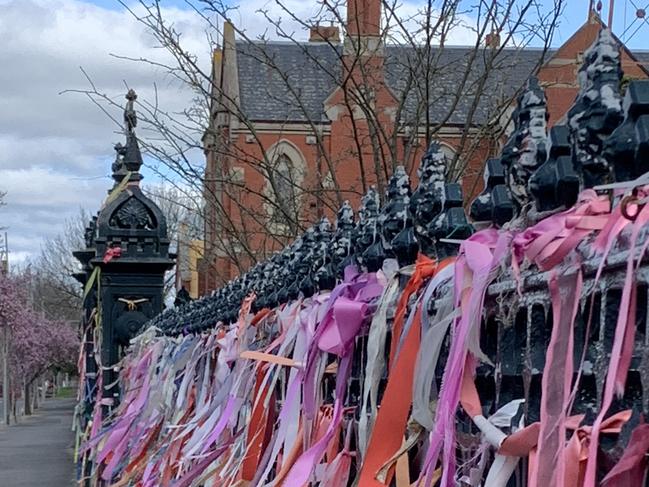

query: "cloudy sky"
left=0, top=0, right=645, bottom=266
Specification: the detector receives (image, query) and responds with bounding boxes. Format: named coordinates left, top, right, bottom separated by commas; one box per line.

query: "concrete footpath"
left=0, top=397, right=76, bottom=487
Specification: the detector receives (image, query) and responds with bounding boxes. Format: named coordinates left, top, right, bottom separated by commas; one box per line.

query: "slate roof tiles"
left=235, top=40, right=649, bottom=125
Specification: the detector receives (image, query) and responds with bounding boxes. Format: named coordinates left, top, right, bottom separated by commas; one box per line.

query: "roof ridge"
left=236, top=39, right=559, bottom=51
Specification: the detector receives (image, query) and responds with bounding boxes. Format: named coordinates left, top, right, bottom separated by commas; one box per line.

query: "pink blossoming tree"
left=0, top=272, right=79, bottom=423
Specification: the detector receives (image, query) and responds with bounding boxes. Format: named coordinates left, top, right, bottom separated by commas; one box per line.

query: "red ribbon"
left=103, top=246, right=122, bottom=263
left=602, top=422, right=649, bottom=485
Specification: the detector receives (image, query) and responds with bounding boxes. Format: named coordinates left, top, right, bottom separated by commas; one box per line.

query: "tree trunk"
left=33, top=380, right=39, bottom=410
left=31, top=381, right=37, bottom=411
left=54, top=371, right=60, bottom=397
left=24, top=381, right=31, bottom=416
left=2, top=326, right=9, bottom=425
left=11, top=387, right=17, bottom=423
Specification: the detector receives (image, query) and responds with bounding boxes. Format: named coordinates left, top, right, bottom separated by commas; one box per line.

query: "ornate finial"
left=84, top=215, right=98, bottom=249
left=379, top=166, right=411, bottom=251
left=603, top=80, right=649, bottom=183
left=336, top=200, right=355, bottom=227
left=567, top=28, right=624, bottom=188
left=111, top=89, right=144, bottom=186
left=427, top=181, right=473, bottom=258
left=356, top=186, right=383, bottom=271
left=255, top=257, right=276, bottom=309
left=358, top=186, right=380, bottom=226
left=124, top=89, right=138, bottom=133
left=417, top=142, right=446, bottom=184
left=283, top=239, right=303, bottom=302
left=174, top=287, right=192, bottom=307
left=379, top=166, right=417, bottom=265
left=287, top=227, right=317, bottom=298
left=110, top=142, right=128, bottom=185
left=411, top=142, right=447, bottom=255
left=529, top=125, right=579, bottom=212
left=264, top=251, right=287, bottom=307
left=500, top=76, right=548, bottom=216
left=313, top=217, right=335, bottom=290
left=470, top=158, right=514, bottom=226
left=386, top=166, right=410, bottom=200
left=332, top=201, right=355, bottom=276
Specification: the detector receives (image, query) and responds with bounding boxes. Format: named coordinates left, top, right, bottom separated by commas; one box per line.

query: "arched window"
left=270, top=154, right=298, bottom=226
left=264, top=141, right=306, bottom=232
left=438, top=143, right=457, bottom=180
left=439, top=143, right=456, bottom=163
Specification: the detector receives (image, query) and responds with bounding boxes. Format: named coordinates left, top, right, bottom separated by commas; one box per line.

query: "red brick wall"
left=202, top=126, right=490, bottom=288
left=538, top=17, right=648, bottom=126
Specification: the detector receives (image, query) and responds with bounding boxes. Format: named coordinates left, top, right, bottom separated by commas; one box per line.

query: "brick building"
left=186, top=1, right=649, bottom=296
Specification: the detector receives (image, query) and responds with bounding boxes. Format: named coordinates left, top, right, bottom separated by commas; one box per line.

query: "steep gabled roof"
left=383, top=45, right=548, bottom=126
left=236, top=41, right=341, bottom=123
left=235, top=40, right=647, bottom=126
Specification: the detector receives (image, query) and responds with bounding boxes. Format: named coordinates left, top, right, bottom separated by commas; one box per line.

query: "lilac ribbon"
left=317, top=297, right=368, bottom=356
left=286, top=271, right=383, bottom=482
left=420, top=230, right=512, bottom=487
left=99, top=348, right=156, bottom=479
left=284, top=345, right=354, bottom=486
left=302, top=271, right=382, bottom=420
left=198, top=395, right=237, bottom=456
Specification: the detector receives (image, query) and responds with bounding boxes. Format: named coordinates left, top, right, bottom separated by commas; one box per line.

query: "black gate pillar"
left=78, top=90, right=175, bottom=411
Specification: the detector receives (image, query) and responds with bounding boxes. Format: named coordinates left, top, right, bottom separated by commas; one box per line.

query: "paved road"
left=0, top=397, right=76, bottom=487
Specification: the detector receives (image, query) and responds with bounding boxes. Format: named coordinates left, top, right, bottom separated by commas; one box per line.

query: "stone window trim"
left=263, top=139, right=307, bottom=232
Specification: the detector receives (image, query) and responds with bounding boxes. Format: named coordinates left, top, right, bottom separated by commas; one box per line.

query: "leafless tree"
left=70, top=0, right=565, bottom=286
left=0, top=189, right=6, bottom=229
left=25, top=209, right=89, bottom=322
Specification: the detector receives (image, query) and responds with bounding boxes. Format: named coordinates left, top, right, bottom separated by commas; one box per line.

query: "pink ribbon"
left=283, top=345, right=354, bottom=485
left=421, top=229, right=511, bottom=487
left=286, top=270, right=382, bottom=484
left=513, top=190, right=610, bottom=271
left=533, top=268, right=583, bottom=486
left=602, top=423, right=649, bottom=485
left=103, top=246, right=122, bottom=264
left=583, top=201, right=649, bottom=486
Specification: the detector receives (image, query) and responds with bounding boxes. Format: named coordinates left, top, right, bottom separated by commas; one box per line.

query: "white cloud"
left=0, top=0, right=520, bottom=266
left=0, top=0, right=334, bottom=265
left=227, top=0, right=478, bottom=44
left=0, top=0, right=211, bottom=264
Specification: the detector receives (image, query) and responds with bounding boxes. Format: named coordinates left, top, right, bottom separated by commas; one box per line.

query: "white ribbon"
left=482, top=399, right=525, bottom=487
left=357, top=273, right=401, bottom=458
left=411, top=298, right=457, bottom=430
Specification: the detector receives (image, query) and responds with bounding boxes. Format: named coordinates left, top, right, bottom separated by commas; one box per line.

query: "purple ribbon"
left=303, top=271, right=383, bottom=420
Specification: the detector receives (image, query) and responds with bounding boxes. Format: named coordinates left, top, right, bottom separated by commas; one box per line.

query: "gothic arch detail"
left=438, top=142, right=456, bottom=162
left=264, top=140, right=307, bottom=228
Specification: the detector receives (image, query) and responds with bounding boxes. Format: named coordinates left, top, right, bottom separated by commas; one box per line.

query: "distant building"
left=174, top=214, right=204, bottom=299
left=194, top=1, right=648, bottom=295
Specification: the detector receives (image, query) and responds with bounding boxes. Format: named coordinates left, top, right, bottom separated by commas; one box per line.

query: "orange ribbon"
left=239, top=350, right=302, bottom=369
left=561, top=410, right=631, bottom=486
left=388, top=254, right=439, bottom=369
left=359, top=257, right=453, bottom=486
left=241, top=365, right=275, bottom=481
left=251, top=308, right=272, bottom=326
